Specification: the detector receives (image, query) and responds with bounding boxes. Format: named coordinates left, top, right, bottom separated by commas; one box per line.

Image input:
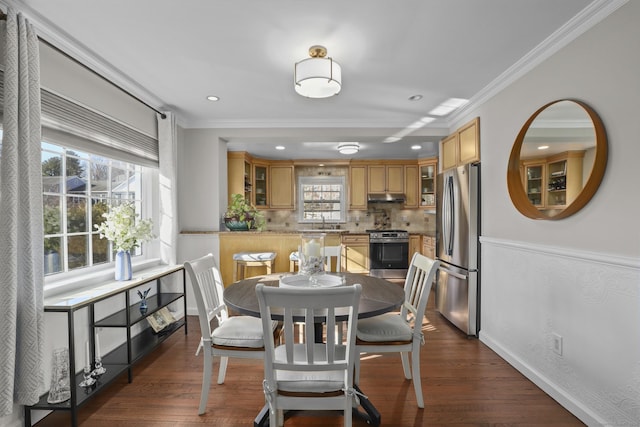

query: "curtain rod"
left=0, top=9, right=167, bottom=119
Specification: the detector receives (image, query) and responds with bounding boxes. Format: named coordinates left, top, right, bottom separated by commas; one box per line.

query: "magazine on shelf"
left=147, top=307, right=177, bottom=333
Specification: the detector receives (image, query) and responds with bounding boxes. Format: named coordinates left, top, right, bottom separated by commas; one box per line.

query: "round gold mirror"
left=507, top=99, right=607, bottom=220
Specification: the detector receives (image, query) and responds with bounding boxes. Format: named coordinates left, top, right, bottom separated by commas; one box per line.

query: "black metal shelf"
left=96, top=292, right=184, bottom=327
left=25, top=266, right=186, bottom=427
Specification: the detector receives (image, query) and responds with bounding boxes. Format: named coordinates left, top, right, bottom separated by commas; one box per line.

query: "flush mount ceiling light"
left=337, top=142, right=359, bottom=155
left=294, top=45, right=342, bottom=98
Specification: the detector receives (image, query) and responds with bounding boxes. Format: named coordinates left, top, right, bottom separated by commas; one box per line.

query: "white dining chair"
left=355, top=252, right=439, bottom=408
left=256, top=282, right=362, bottom=427
left=323, top=245, right=342, bottom=272
left=185, top=253, right=279, bottom=415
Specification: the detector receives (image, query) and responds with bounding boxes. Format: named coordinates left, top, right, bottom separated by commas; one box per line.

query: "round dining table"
left=223, top=271, right=405, bottom=427
left=224, top=272, right=405, bottom=320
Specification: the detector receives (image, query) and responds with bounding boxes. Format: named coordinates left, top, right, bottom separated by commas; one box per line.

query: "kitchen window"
left=298, top=176, right=346, bottom=223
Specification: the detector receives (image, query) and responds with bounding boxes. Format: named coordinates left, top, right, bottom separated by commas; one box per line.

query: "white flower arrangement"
left=95, top=203, right=154, bottom=252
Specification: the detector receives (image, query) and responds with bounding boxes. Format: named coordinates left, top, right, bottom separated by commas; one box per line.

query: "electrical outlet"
left=552, top=332, right=563, bottom=356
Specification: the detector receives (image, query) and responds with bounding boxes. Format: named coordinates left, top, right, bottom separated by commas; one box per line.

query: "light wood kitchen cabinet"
left=269, top=162, right=294, bottom=209
left=440, top=117, right=480, bottom=171
left=422, top=235, right=435, bottom=260
left=521, top=150, right=585, bottom=211
left=341, top=234, right=369, bottom=273
left=368, top=164, right=404, bottom=194
left=404, top=165, right=420, bottom=208
left=409, top=234, right=421, bottom=258
left=227, top=152, right=252, bottom=203
left=349, top=165, right=368, bottom=210
left=418, top=158, right=437, bottom=208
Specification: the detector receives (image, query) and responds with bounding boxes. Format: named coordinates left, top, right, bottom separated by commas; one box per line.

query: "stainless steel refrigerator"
left=435, top=163, right=480, bottom=336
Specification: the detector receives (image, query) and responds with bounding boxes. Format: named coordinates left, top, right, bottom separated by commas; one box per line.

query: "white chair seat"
left=275, top=344, right=347, bottom=393
left=357, top=313, right=412, bottom=342
left=289, top=251, right=299, bottom=261
left=233, top=252, right=276, bottom=261
left=212, top=316, right=278, bottom=348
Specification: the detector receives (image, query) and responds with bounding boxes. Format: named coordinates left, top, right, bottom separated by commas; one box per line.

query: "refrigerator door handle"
left=439, top=265, right=467, bottom=280
left=442, top=175, right=455, bottom=256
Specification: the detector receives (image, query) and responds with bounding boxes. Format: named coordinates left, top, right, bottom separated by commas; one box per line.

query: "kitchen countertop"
left=181, top=229, right=435, bottom=236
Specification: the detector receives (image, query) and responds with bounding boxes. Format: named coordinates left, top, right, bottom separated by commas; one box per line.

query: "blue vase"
left=139, top=298, right=148, bottom=314
left=115, top=250, right=132, bottom=281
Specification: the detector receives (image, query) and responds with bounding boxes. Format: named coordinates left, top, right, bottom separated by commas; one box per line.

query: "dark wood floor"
left=35, top=294, right=584, bottom=426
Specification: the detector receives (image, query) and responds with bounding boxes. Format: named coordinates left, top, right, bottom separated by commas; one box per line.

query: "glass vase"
left=115, top=250, right=132, bottom=281
left=47, top=348, right=71, bottom=404
left=299, top=233, right=325, bottom=277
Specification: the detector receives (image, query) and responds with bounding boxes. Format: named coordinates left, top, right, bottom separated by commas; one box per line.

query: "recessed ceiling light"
left=408, top=94, right=423, bottom=101
left=538, top=145, right=550, bottom=150
left=275, top=145, right=285, bottom=150
left=411, top=145, right=422, bottom=150
left=206, top=95, right=220, bottom=101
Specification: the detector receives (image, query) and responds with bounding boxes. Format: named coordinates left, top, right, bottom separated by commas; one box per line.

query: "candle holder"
left=299, top=233, right=325, bottom=277
left=91, top=356, right=107, bottom=378
left=79, top=365, right=96, bottom=388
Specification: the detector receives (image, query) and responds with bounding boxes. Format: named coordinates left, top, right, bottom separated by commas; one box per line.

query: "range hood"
left=367, top=193, right=406, bottom=203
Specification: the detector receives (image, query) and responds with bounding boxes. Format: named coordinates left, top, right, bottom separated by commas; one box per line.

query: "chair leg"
left=354, top=355, right=361, bottom=386
left=400, top=351, right=412, bottom=379
left=411, top=351, right=424, bottom=408
left=199, top=352, right=213, bottom=414
left=217, top=356, right=229, bottom=384
left=344, top=396, right=353, bottom=427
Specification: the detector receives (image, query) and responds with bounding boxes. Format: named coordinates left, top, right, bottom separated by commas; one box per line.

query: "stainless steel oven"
left=368, top=230, right=409, bottom=280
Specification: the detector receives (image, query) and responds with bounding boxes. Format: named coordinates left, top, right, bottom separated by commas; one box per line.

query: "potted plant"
left=95, top=203, right=155, bottom=280
left=224, top=193, right=265, bottom=231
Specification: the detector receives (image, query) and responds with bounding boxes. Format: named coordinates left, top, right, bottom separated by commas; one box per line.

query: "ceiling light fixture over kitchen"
left=337, top=142, right=359, bottom=155
left=294, top=45, right=342, bottom=98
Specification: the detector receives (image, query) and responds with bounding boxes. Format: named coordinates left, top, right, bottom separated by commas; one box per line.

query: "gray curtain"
left=157, top=112, right=178, bottom=265
left=0, top=8, right=44, bottom=416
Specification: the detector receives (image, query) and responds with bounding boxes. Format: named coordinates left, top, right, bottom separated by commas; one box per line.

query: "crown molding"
left=447, top=0, right=629, bottom=129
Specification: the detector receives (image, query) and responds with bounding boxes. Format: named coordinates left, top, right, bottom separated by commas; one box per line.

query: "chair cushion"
left=356, top=312, right=413, bottom=342
left=232, top=252, right=276, bottom=261
left=274, top=344, right=347, bottom=393
left=289, top=251, right=299, bottom=261
left=212, top=316, right=276, bottom=348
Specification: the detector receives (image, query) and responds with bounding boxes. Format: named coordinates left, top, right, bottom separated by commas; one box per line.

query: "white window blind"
left=0, top=70, right=159, bottom=167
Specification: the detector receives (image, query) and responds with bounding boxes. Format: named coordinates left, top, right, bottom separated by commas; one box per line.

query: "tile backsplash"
left=264, top=204, right=435, bottom=234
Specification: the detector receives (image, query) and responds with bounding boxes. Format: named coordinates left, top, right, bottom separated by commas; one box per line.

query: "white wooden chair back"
left=256, top=283, right=362, bottom=427
left=401, top=252, right=440, bottom=327
left=323, top=245, right=342, bottom=272
left=185, top=253, right=228, bottom=347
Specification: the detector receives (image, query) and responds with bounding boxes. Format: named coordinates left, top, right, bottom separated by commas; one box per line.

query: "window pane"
left=66, top=156, right=89, bottom=195
left=67, top=197, right=88, bottom=233
left=92, top=233, right=109, bottom=265
left=43, top=195, right=62, bottom=234
left=68, top=235, right=88, bottom=270
left=112, top=167, right=129, bottom=200
left=44, top=237, right=63, bottom=274
left=42, top=152, right=63, bottom=193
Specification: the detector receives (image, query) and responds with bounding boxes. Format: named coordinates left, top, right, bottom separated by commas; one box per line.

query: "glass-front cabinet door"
left=419, top=160, right=437, bottom=208
left=253, top=164, right=268, bottom=207
left=523, top=162, right=545, bottom=207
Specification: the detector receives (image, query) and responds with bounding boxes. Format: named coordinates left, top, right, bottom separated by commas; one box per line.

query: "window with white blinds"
left=0, top=70, right=159, bottom=167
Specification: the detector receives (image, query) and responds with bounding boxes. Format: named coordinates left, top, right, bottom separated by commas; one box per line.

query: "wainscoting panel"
left=479, top=237, right=640, bottom=426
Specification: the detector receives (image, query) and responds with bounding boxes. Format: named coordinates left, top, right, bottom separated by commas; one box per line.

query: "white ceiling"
left=12, top=0, right=602, bottom=160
